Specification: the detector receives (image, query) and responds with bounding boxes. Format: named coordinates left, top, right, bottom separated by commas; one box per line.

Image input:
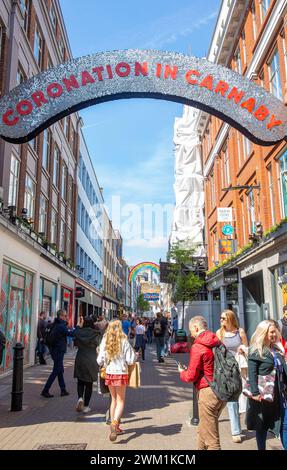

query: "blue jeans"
left=43, top=350, right=66, bottom=392
left=155, top=337, right=165, bottom=360
left=281, top=401, right=287, bottom=450
left=227, top=401, right=241, bottom=436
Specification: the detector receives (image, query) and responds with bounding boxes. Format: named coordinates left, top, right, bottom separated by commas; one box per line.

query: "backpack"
left=153, top=320, right=162, bottom=335
left=43, top=322, right=58, bottom=347
left=205, top=344, right=242, bottom=402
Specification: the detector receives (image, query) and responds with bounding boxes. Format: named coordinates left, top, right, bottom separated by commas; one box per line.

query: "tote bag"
left=242, top=369, right=276, bottom=402
left=128, top=362, right=141, bottom=388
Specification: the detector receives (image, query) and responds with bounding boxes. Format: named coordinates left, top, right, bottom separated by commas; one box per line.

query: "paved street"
left=0, top=344, right=282, bottom=451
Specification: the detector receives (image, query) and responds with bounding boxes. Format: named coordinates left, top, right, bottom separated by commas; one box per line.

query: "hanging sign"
left=217, top=207, right=233, bottom=222
left=222, top=224, right=234, bottom=235
left=0, top=50, right=286, bottom=144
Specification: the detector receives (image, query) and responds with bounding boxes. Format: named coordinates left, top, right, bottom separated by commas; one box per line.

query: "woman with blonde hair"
left=97, top=320, right=136, bottom=442
left=216, top=309, right=248, bottom=443
left=246, top=320, right=287, bottom=450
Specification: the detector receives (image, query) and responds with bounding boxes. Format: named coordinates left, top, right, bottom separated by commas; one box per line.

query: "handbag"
left=242, top=353, right=277, bottom=402
left=100, top=367, right=106, bottom=379
left=128, top=362, right=141, bottom=388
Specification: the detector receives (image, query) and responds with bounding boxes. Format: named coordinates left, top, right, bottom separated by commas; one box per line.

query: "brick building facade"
left=196, top=0, right=287, bottom=336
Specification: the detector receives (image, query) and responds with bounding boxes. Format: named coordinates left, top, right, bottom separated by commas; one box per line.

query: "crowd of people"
left=1, top=305, right=287, bottom=449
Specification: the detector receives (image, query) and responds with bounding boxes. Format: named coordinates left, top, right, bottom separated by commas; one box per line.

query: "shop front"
left=0, top=262, right=33, bottom=372
left=39, top=278, right=57, bottom=319
left=74, top=280, right=102, bottom=324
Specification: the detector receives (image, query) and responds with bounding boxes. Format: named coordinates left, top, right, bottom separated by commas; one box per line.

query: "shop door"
left=243, top=273, right=264, bottom=339
left=4, top=288, right=24, bottom=370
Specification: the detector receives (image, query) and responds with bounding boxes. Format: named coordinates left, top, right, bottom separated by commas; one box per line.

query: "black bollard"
left=191, top=383, right=199, bottom=426
left=11, top=342, right=24, bottom=411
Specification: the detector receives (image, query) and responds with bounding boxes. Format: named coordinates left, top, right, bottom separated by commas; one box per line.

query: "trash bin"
left=175, top=329, right=187, bottom=342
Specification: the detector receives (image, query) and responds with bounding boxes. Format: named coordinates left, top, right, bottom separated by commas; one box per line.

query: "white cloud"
left=126, top=236, right=168, bottom=249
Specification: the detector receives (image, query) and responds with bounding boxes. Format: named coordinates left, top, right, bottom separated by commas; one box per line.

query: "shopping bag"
left=242, top=369, right=276, bottom=402
left=128, top=362, right=141, bottom=388
left=97, top=372, right=110, bottom=395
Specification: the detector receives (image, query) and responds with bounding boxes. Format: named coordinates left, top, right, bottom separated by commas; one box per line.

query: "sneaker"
left=109, top=421, right=118, bottom=442
left=83, top=406, right=92, bottom=413
left=41, top=391, right=54, bottom=398
left=76, top=398, right=84, bottom=412
left=60, top=390, right=69, bottom=397
left=232, top=435, right=242, bottom=443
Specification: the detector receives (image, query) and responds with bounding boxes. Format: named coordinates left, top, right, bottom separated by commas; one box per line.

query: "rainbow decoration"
left=128, top=262, right=160, bottom=283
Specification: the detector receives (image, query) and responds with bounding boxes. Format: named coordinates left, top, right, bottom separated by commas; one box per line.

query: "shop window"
left=213, top=290, right=221, bottom=301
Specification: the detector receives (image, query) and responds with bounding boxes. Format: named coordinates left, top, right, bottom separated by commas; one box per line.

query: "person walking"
left=178, top=316, right=226, bottom=450
left=135, top=318, right=146, bottom=360
left=246, top=320, right=287, bottom=450
left=41, top=310, right=71, bottom=398
left=36, top=311, right=47, bottom=365
left=153, top=312, right=167, bottom=363
left=97, top=319, right=136, bottom=442
left=172, top=315, right=178, bottom=340
left=146, top=319, right=153, bottom=344
left=216, top=309, right=248, bottom=443
left=74, top=316, right=101, bottom=413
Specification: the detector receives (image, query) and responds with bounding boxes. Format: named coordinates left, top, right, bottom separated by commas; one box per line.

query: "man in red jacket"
left=178, top=316, right=226, bottom=450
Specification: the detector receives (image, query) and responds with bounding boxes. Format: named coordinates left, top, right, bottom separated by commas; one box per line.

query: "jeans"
left=43, top=350, right=66, bottom=392
left=155, top=336, right=165, bottom=360
left=281, top=401, right=287, bottom=450
left=227, top=401, right=241, bottom=436
left=36, top=339, right=47, bottom=364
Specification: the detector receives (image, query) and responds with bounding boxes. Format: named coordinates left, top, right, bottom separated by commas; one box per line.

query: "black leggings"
left=77, top=380, right=93, bottom=406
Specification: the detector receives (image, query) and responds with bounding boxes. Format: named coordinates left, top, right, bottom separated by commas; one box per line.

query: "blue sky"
left=60, top=0, right=221, bottom=266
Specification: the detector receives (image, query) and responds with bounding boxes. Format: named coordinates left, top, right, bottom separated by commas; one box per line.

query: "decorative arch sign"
left=0, top=49, right=286, bottom=145
left=128, top=262, right=160, bottom=283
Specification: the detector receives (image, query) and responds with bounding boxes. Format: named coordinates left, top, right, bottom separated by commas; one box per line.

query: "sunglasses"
left=220, top=317, right=226, bottom=321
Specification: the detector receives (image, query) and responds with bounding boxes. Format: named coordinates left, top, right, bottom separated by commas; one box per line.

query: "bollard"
left=11, top=342, right=24, bottom=411
left=191, top=383, right=199, bottom=426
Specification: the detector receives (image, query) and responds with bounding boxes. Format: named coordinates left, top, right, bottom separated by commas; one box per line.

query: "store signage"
left=224, top=268, right=238, bottom=284
left=217, top=208, right=233, bottom=222
left=144, top=293, right=160, bottom=301
left=0, top=50, right=286, bottom=144
left=245, top=264, right=255, bottom=275
left=75, top=286, right=85, bottom=298
left=222, top=224, right=234, bottom=236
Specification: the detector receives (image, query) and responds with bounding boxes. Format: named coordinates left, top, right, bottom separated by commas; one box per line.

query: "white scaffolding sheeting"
left=170, top=106, right=205, bottom=256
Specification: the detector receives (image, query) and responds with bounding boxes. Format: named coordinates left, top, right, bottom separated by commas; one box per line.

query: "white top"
left=136, top=325, right=146, bottom=335
left=97, top=337, right=136, bottom=375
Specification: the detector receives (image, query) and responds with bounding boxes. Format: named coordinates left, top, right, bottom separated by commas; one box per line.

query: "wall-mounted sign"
left=222, top=224, right=234, bottom=236
left=144, top=293, right=160, bottom=301
left=0, top=50, right=286, bottom=144
left=219, top=239, right=236, bottom=254
left=217, top=207, right=233, bottom=222
left=224, top=268, right=239, bottom=284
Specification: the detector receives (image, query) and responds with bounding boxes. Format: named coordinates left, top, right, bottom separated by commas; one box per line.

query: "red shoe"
left=116, top=424, right=124, bottom=434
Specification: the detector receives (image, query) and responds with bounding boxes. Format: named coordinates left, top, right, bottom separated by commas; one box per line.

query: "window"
left=59, top=219, right=65, bottom=253
left=65, top=116, right=69, bottom=140
left=234, top=48, right=242, bottom=75
left=59, top=36, right=65, bottom=61
left=8, top=155, right=20, bottom=207
left=49, top=4, right=57, bottom=32
left=47, top=54, right=53, bottom=70
left=237, top=131, right=242, bottom=168
left=61, top=163, right=67, bottom=200
left=260, top=0, right=270, bottom=20
left=223, top=145, right=230, bottom=186
left=268, top=48, right=282, bottom=100
left=34, top=24, right=43, bottom=68
left=53, top=145, right=60, bottom=187
left=42, top=129, right=51, bottom=172
left=50, top=208, right=57, bottom=244
left=66, top=229, right=72, bottom=259
left=243, top=136, right=251, bottom=159
left=241, top=31, right=247, bottom=66
left=39, top=194, right=47, bottom=235
left=247, top=190, right=256, bottom=234
left=279, top=151, right=287, bottom=217
left=67, top=175, right=74, bottom=209
left=77, top=197, right=81, bottom=225
left=24, top=174, right=36, bottom=219
left=16, top=65, right=25, bottom=85
left=240, top=197, right=246, bottom=244
left=210, top=172, right=216, bottom=208
left=267, top=164, right=276, bottom=225
left=251, top=1, right=257, bottom=40
left=212, top=229, right=218, bottom=263
left=20, top=0, right=30, bottom=33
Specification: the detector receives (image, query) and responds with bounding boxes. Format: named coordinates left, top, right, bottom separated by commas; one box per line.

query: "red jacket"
left=180, top=330, right=221, bottom=390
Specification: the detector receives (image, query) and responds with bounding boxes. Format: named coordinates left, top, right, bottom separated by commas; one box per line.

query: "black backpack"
left=205, top=344, right=242, bottom=402
left=153, top=320, right=162, bottom=335
left=43, top=322, right=57, bottom=347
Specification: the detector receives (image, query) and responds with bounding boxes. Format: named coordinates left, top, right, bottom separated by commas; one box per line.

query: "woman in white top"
left=97, top=320, right=136, bottom=441
left=216, top=309, right=248, bottom=444
left=135, top=318, right=146, bottom=360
